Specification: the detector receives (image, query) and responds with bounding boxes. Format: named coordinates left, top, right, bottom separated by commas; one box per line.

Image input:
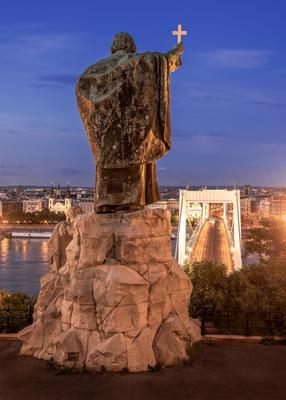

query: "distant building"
left=0, top=200, right=23, bottom=218
left=166, top=198, right=179, bottom=212
left=147, top=201, right=168, bottom=210
left=147, top=198, right=179, bottom=212
left=23, top=199, right=45, bottom=213
left=240, top=197, right=252, bottom=214
left=270, top=196, right=286, bottom=217
left=48, top=197, right=72, bottom=214
left=243, top=185, right=252, bottom=197
left=257, top=198, right=270, bottom=218
left=77, top=199, right=94, bottom=214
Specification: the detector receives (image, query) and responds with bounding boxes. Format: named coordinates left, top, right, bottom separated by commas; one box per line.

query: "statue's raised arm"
left=76, top=32, right=183, bottom=213
left=165, top=42, right=184, bottom=72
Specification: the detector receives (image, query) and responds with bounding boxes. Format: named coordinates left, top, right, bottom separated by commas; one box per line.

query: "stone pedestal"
left=19, top=209, right=200, bottom=372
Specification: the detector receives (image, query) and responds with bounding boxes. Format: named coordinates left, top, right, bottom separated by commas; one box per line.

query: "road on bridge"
left=191, top=218, right=233, bottom=272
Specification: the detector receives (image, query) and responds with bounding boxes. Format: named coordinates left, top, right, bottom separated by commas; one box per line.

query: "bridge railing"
left=200, top=310, right=286, bottom=337
left=223, top=219, right=240, bottom=269
left=224, top=220, right=234, bottom=248
left=185, top=217, right=204, bottom=255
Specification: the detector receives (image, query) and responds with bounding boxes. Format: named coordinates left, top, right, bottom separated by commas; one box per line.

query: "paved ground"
left=191, top=218, right=233, bottom=271
left=1, top=340, right=286, bottom=400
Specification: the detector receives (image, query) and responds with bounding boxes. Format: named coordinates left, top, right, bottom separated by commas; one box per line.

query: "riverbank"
left=0, top=223, right=55, bottom=230
left=0, top=224, right=54, bottom=239
left=10, top=232, right=52, bottom=238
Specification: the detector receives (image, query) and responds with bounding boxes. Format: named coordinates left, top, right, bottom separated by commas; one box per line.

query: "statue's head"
left=110, top=32, right=136, bottom=54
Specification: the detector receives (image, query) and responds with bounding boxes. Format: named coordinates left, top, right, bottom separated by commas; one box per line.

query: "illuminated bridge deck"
left=190, top=218, right=233, bottom=272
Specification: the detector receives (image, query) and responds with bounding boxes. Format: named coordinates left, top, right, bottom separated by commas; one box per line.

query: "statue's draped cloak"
left=76, top=51, right=171, bottom=211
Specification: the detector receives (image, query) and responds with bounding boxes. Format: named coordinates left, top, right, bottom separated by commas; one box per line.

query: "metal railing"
left=1, top=307, right=286, bottom=337
left=187, top=217, right=204, bottom=251
left=200, top=310, right=286, bottom=337
left=0, top=306, right=33, bottom=333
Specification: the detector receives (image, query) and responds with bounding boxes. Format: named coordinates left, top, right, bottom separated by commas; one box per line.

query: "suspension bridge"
left=175, top=189, right=242, bottom=271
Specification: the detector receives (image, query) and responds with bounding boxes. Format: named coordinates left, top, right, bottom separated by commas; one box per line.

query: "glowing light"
left=0, top=239, right=8, bottom=265
left=22, top=240, right=28, bottom=261
left=40, top=240, right=49, bottom=261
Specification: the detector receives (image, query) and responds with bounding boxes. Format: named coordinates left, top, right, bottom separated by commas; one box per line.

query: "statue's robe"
left=76, top=49, right=180, bottom=212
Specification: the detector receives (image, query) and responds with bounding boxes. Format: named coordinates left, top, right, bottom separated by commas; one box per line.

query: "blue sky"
left=0, top=0, right=286, bottom=187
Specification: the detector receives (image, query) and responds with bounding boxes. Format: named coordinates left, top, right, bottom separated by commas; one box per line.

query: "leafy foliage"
left=188, top=261, right=286, bottom=335
left=245, top=217, right=286, bottom=264
left=189, top=261, right=228, bottom=316
left=0, top=292, right=36, bottom=333
left=2, top=208, right=65, bottom=224
left=0, top=292, right=36, bottom=309
left=171, top=212, right=179, bottom=224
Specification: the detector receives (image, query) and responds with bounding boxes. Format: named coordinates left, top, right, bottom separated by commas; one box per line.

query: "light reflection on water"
left=0, top=238, right=50, bottom=296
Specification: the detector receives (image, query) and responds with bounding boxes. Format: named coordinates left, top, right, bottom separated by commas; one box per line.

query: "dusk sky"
left=0, top=0, right=286, bottom=187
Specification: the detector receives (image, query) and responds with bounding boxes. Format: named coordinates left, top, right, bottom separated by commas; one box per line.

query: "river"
left=0, top=238, right=49, bottom=296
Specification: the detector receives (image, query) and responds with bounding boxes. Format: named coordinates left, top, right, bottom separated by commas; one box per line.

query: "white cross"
left=172, top=24, right=187, bottom=44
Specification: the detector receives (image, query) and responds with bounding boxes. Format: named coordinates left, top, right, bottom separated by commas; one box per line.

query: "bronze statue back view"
left=76, top=32, right=183, bottom=212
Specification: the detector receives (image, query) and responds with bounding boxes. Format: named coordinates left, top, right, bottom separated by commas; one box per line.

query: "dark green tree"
left=6, top=208, right=66, bottom=224
left=188, top=261, right=228, bottom=318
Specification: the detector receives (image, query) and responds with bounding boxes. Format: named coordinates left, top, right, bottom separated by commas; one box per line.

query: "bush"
left=188, top=261, right=286, bottom=336
left=0, top=292, right=36, bottom=333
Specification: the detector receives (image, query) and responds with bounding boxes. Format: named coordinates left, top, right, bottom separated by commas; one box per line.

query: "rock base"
left=19, top=209, right=201, bottom=372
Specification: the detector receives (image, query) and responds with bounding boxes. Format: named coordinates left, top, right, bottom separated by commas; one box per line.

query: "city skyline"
left=1, top=0, right=286, bottom=186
